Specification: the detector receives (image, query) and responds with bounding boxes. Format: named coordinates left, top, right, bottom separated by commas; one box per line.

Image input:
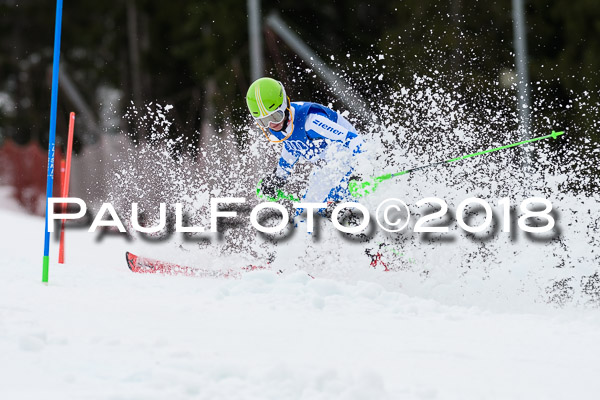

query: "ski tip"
left=125, top=251, right=137, bottom=271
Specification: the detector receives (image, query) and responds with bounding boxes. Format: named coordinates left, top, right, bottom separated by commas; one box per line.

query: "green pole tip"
left=551, top=130, right=565, bottom=139
left=42, top=255, right=49, bottom=283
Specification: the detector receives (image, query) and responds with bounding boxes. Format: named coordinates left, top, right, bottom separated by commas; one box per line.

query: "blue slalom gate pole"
left=42, top=0, right=64, bottom=284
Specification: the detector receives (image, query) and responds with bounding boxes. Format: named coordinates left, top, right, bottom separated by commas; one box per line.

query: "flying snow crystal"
left=108, top=39, right=600, bottom=310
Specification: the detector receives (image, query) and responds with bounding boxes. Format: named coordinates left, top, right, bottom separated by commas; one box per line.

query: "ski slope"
left=1, top=199, right=600, bottom=400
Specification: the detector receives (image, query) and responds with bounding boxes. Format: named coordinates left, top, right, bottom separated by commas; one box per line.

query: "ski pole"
left=348, top=130, right=565, bottom=197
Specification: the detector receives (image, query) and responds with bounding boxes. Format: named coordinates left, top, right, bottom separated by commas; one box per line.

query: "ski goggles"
left=255, top=108, right=286, bottom=129
left=254, top=96, right=289, bottom=129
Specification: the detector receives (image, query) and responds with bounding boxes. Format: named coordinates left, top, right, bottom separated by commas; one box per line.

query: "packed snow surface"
left=3, top=64, right=599, bottom=399
left=4, top=22, right=600, bottom=398
left=1, top=205, right=600, bottom=400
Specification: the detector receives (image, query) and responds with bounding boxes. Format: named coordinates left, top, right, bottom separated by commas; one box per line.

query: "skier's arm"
left=261, top=148, right=299, bottom=197
left=275, top=146, right=299, bottom=179
left=304, top=114, right=363, bottom=154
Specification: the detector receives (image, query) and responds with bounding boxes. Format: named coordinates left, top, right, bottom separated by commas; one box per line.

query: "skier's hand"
left=349, top=173, right=362, bottom=182
left=261, top=175, right=286, bottom=198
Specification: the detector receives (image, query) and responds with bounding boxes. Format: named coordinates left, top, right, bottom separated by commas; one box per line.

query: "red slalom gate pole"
left=58, top=112, right=75, bottom=264
left=58, top=158, right=66, bottom=263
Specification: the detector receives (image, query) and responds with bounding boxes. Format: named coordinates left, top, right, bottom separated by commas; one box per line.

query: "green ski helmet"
left=246, top=77, right=288, bottom=129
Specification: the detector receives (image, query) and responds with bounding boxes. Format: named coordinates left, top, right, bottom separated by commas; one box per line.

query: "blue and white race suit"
left=267, top=102, right=364, bottom=203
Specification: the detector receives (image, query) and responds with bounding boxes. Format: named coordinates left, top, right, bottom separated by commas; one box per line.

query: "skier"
left=246, top=77, right=364, bottom=207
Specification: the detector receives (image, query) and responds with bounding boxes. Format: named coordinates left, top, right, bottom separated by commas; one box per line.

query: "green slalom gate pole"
left=42, top=0, right=64, bottom=284
left=348, top=130, right=565, bottom=197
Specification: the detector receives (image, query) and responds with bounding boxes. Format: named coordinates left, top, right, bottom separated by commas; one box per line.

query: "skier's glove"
left=261, top=175, right=286, bottom=198
left=349, top=173, right=362, bottom=182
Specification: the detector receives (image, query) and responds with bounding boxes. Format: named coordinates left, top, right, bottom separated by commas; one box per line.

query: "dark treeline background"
left=0, top=0, right=598, bottom=156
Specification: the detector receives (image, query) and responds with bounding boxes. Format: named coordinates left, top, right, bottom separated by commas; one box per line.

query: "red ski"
left=125, top=252, right=268, bottom=278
